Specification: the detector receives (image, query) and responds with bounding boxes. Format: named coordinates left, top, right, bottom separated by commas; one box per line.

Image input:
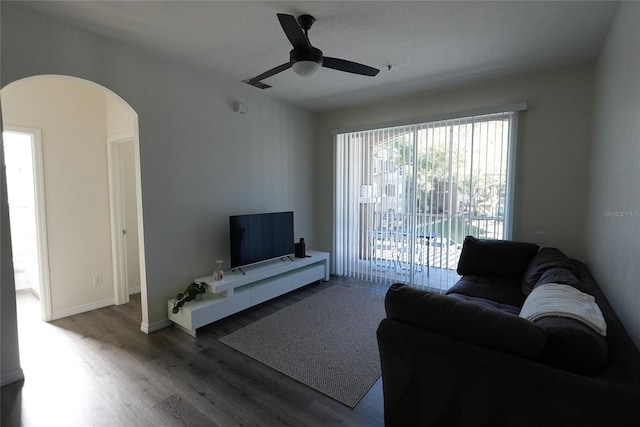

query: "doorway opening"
left=1, top=75, right=148, bottom=329
left=3, top=127, right=52, bottom=321
left=108, top=134, right=141, bottom=304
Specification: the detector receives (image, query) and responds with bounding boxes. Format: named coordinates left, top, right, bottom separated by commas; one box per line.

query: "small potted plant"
left=171, top=281, right=208, bottom=313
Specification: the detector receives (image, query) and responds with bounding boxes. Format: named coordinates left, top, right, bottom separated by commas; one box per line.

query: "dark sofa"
left=377, top=237, right=640, bottom=426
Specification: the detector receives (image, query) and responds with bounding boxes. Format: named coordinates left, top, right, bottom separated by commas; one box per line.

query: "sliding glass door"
left=334, top=110, right=519, bottom=292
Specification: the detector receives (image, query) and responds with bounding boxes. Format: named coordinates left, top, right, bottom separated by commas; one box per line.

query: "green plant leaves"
left=172, top=281, right=209, bottom=313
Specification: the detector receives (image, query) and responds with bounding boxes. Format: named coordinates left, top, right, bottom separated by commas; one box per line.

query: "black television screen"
left=229, top=211, right=294, bottom=269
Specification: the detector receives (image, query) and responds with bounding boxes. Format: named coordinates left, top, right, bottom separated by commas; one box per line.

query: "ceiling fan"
left=243, top=13, right=380, bottom=89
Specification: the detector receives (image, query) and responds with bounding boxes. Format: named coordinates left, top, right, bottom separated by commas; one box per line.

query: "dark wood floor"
left=2, top=279, right=390, bottom=426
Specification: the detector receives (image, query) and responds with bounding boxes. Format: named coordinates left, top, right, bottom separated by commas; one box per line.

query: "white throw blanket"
left=519, top=283, right=607, bottom=336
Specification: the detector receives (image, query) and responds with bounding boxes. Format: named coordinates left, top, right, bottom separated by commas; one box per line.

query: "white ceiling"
left=17, top=1, right=619, bottom=112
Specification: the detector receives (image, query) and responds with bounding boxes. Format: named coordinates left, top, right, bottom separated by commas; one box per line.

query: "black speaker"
left=294, top=238, right=306, bottom=258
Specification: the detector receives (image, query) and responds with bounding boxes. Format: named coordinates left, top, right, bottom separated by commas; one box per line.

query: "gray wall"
left=586, top=1, right=640, bottom=349
left=0, top=3, right=318, bottom=334
left=316, top=65, right=595, bottom=261
left=1, top=120, right=24, bottom=385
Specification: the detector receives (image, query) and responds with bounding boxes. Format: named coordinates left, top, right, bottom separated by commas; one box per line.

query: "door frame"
left=107, top=131, right=136, bottom=305
left=4, top=125, right=53, bottom=321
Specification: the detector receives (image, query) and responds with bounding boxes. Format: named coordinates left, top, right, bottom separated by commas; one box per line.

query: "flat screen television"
left=229, top=211, right=294, bottom=269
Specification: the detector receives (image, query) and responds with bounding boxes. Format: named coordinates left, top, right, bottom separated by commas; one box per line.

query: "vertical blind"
left=334, top=109, right=521, bottom=293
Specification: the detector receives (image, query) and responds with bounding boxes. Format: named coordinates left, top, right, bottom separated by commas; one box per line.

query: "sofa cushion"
left=521, top=247, right=577, bottom=295
left=456, top=236, right=539, bottom=279
left=446, top=275, right=526, bottom=307
left=534, top=267, right=586, bottom=293
left=534, top=316, right=609, bottom=376
left=385, top=283, right=546, bottom=360
left=446, top=293, right=521, bottom=315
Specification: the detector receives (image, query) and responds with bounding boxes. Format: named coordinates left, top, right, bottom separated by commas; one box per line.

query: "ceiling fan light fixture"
left=243, top=13, right=379, bottom=87
left=292, top=60, right=321, bottom=76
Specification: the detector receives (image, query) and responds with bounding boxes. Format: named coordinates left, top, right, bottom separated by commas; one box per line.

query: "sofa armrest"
left=385, top=283, right=546, bottom=359
left=377, top=318, right=640, bottom=427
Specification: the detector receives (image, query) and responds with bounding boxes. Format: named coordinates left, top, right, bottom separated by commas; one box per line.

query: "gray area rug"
left=219, top=285, right=386, bottom=408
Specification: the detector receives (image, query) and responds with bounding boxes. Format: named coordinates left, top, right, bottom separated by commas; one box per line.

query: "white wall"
left=2, top=77, right=115, bottom=317
left=0, top=3, right=317, bottom=335
left=316, top=65, right=595, bottom=261
left=585, top=1, right=640, bottom=350
left=106, top=94, right=135, bottom=137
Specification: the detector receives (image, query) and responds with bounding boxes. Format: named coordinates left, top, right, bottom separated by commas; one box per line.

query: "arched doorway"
left=1, top=75, right=147, bottom=323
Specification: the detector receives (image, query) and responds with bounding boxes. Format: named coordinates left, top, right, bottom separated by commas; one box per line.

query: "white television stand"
left=167, top=250, right=330, bottom=336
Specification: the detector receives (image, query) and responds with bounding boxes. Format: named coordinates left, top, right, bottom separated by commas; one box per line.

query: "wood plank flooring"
left=1, top=279, right=389, bottom=426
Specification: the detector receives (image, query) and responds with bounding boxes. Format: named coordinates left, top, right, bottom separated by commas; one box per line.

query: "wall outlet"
left=535, top=231, right=545, bottom=245
left=93, top=274, right=103, bottom=286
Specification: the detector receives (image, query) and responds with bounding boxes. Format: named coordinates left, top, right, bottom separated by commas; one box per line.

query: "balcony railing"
left=353, top=211, right=503, bottom=291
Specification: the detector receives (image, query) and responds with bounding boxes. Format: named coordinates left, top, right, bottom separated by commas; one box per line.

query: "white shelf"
left=167, top=250, right=329, bottom=336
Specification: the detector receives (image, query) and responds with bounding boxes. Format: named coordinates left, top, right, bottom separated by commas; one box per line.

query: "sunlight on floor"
left=15, top=292, right=102, bottom=425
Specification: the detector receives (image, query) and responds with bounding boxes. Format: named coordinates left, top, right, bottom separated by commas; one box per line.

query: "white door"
left=109, top=136, right=141, bottom=303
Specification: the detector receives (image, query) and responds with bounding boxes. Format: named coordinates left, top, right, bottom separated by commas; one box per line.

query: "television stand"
left=167, top=250, right=330, bottom=336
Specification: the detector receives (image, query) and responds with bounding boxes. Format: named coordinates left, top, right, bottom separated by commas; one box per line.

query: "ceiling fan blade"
left=244, top=62, right=292, bottom=88
left=277, top=13, right=310, bottom=52
left=322, top=57, right=380, bottom=77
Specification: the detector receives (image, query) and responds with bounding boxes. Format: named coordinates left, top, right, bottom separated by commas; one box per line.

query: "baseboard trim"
left=1, top=368, right=25, bottom=386
left=140, top=319, right=173, bottom=334
left=128, top=287, right=141, bottom=295
left=50, top=298, right=115, bottom=320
